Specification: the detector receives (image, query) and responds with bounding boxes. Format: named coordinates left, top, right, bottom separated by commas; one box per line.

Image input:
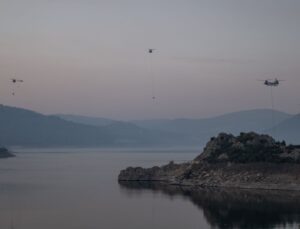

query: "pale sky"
left=0, top=0, right=299, bottom=119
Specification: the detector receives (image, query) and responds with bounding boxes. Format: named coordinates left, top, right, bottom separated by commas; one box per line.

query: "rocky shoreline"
left=0, top=147, right=15, bottom=158
left=118, top=132, right=300, bottom=191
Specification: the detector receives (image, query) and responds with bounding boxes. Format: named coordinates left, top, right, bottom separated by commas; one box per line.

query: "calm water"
left=0, top=149, right=300, bottom=229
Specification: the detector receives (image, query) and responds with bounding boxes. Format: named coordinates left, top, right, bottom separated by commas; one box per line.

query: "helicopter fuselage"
left=264, top=80, right=279, bottom=87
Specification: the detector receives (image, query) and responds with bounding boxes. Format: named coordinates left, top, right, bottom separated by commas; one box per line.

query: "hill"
left=56, top=114, right=114, bottom=126
left=269, top=114, right=300, bottom=144
left=0, top=105, right=114, bottom=147
left=0, top=105, right=184, bottom=147
left=132, top=109, right=292, bottom=144
left=57, top=109, right=295, bottom=145
left=0, top=147, right=15, bottom=158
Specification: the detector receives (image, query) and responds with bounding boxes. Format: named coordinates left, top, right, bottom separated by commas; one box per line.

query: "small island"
left=0, top=147, right=15, bottom=158
left=119, top=132, right=300, bottom=191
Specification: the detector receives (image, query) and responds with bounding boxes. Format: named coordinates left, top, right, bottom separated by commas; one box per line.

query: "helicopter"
left=147, top=49, right=157, bottom=100
left=258, top=78, right=284, bottom=87
left=11, top=78, right=24, bottom=83
left=11, top=78, right=24, bottom=95
left=148, top=48, right=155, bottom=54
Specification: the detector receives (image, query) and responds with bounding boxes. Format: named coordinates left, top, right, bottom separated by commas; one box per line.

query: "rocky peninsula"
left=0, top=147, right=15, bottom=158
left=119, top=132, right=300, bottom=191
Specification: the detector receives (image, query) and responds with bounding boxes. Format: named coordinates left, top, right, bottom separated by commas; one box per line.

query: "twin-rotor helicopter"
left=258, top=78, right=284, bottom=87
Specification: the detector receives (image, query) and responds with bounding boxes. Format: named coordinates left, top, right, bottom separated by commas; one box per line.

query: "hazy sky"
left=0, top=0, right=299, bottom=119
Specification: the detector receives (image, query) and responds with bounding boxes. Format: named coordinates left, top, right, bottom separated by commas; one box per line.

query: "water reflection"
left=119, top=181, right=300, bottom=229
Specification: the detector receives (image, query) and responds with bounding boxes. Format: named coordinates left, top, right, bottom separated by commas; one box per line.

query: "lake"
left=0, top=149, right=299, bottom=229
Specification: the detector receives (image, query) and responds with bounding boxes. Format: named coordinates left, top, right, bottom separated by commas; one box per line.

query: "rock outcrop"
left=0, top=147, right=15, bottom=158
left=118, top=132, right=300, bottom=191
left=195, top=132, right=300, bottom=163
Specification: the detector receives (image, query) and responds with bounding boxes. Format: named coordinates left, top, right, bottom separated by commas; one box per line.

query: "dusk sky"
left=0, top=0, right=299, bottom=119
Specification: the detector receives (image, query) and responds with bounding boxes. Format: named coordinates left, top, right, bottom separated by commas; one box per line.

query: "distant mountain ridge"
left=132, top=109, right=291, bottom=134
left=57, top=109, right=298, bottom=145
left=269, top=114, right=300, bottom=144
left=132, top=109, right=293, bottom=144
left=0, top=105, right=184, bottom=147
left=0, top=105, right=298, bottom=147
left=56, top=114, right=114, bottom=126
left=0, top=105, right=114, bottom=147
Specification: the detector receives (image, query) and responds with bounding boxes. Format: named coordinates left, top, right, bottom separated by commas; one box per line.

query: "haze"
left=0, top=0, right=299, bottom=120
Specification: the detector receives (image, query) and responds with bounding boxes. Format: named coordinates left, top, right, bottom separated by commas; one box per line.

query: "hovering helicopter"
left=11, top=78, right=23, bottom=83
left=148, top=48, right=155, bottom=54
left=258, top=78, right=284, bottom=87
left=147, top=49, right=157, bottom=101
left=11, top=78, right=24, bottom=95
